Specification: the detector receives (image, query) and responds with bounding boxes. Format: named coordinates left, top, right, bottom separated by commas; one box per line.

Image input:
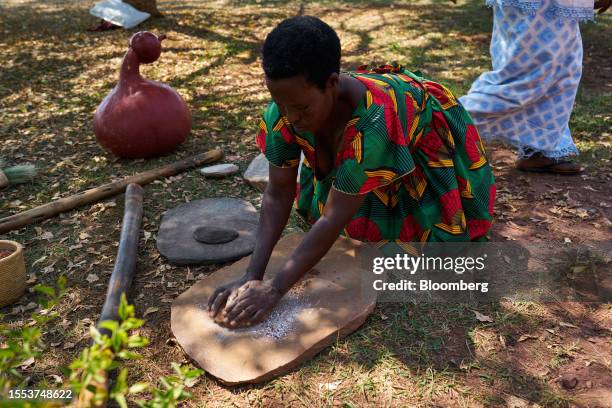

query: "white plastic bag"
left=90, top=0, right=150, bottom=29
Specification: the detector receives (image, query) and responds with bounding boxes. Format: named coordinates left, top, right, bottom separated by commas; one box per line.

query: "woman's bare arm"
left=207, top=163, right=297, bottom=317
left=246, top=164, right=298, bottom=279
left=270, top=187, right=365, bottom=295
left=222, top=187, right=366, bottom=326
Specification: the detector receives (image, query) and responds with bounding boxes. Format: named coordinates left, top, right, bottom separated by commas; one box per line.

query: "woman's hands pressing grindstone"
left=207, top=276, right=281, bottom=329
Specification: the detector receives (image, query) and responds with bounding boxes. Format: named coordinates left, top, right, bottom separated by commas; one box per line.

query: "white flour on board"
left=198, top=291, right=311, bottom=341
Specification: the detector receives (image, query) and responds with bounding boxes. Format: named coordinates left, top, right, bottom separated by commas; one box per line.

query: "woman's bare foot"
left=516, top=153, right=583, bottom=175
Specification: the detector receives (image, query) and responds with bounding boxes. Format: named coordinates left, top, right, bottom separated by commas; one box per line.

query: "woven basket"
left=0, top=240, right=27, bottom=308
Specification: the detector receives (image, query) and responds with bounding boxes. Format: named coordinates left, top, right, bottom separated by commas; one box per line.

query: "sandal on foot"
left=516, top=155, right=583, bottom=175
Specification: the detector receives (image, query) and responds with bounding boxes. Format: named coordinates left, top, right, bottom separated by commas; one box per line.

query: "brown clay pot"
left=94, top=32, right=192, bottom=158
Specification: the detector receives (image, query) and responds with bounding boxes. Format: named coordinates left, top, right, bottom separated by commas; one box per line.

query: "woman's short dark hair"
left=262, top=16, right=341, bottom=90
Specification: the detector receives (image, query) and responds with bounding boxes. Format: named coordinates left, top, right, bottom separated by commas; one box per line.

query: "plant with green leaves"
left=0, top=276, right=67, bottom=395
left=68, top=294, right=149, bottom=407
left=136, top=363, right=203, bottom=408
left=68, top=294, right=203, bottom=408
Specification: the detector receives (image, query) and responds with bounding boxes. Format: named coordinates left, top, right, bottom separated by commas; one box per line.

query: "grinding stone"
left=243, top=153, right=304, bottom=191
left=193, top=226, right=239, bottom=244
left=171, top=233, right=380, bottom=385
left=243, top=153, right=269, bottom=191
left=157, top=198, right=258, bottom=265
left=199, top=163, right=239, bottom=178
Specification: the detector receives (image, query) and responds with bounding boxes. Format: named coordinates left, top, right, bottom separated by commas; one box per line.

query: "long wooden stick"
left=99, top=183, right=144, bottom=327
left=0, top=150, right=222, bottom=234
left=75, top=184, right=144, bottom=408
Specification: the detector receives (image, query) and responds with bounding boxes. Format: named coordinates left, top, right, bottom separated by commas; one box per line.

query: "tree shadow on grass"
left=0, top=1, right=280, bottom=103
left=213, top=300, right=576, bottom=406
left=204, top=237, right=610, bottom=406
left=0, top=4, right=122, bottom=101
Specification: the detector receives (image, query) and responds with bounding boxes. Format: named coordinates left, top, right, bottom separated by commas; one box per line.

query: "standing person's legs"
left=460, top=0, right=583, bottom=173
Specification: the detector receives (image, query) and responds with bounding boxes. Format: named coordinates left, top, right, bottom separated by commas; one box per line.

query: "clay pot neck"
left=119, top=49, right=142, bottom=83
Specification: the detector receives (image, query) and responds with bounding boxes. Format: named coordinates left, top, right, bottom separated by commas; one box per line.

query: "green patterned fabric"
left=256, top=66, right=496, bottom=248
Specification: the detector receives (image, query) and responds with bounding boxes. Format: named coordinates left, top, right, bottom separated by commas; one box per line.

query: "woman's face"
left=265, top=74, right=338, bottom=134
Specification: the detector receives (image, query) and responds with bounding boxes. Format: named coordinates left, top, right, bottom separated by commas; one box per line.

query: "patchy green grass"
left=1, top=0, right=610, bottom=407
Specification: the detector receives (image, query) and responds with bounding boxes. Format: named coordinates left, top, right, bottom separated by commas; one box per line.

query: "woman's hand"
left=207, top=164, right=296, bottom=325
left=221, top=280, right=282, bottom=328
left=207, top=274, right=255, bottom=319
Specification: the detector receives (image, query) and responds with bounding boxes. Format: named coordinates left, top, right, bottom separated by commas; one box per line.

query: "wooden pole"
left=74, top=184, right=144, bottom=408
left=99, top=183, right=144, bottom=327
left=0, top=150, right=222, bottom=234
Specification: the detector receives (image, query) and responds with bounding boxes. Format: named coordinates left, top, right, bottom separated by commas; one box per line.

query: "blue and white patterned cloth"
left=487, top=0, right=595, bottom=21
left=460, top=0, right=594, bottom=159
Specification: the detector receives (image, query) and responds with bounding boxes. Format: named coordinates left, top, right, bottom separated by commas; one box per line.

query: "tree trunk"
left=124, top=0, right=162, bottom=17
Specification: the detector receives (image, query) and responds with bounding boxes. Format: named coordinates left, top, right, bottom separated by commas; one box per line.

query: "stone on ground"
left=243, top=153, right=303, bottom=191
left=157, top=198, right=258, bottom=265
left=171, top=233, right=379, bottom=385
left=243, top=153, right=269, bottom=191
left=199, top=163, right=239, bottom=178
left=193, top=226, right=239, bottom=244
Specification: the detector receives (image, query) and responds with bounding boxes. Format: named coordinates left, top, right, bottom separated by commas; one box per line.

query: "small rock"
left=586, top=380, right=592, bottom=389
left=199, top=163, right=239, bottom=178
left=560, top=374, right=578, bottom=389
left=193, top=226, right=239, bottom=244
left=504, top=394, right=541, bottom=408
left=244, top=153, right=303, bottom=191
left=243, top=153, right=269, bottom=191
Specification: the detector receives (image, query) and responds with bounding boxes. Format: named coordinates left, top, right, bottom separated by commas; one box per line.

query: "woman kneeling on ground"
left=208, top=16, right=496, bottom=328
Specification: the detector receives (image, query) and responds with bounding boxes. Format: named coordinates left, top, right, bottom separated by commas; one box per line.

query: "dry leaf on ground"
left=472, top=310, right=494, bottom=323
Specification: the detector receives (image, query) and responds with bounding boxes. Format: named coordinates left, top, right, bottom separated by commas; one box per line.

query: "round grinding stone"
left=157, top=198, right=258, bottom=265
left=193, top=226, right=239, bottom=244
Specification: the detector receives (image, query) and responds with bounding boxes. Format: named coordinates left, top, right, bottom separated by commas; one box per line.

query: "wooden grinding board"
left=171, top=233, right=379, bottom=385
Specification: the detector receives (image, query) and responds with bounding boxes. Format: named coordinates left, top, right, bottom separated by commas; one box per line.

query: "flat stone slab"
left=199, top=163, right=239, bottom=178
left=157, top=198, right=258, bottom=265
left=171, top=233, right=379, bottom=385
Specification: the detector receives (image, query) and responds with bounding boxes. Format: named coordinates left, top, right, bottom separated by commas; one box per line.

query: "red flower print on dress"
left=399, top=215, right=423, bottom=242
left=346, top=217, right=383, bottom=242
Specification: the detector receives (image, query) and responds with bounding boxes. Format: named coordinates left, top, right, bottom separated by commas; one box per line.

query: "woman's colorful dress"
left=460, top=0, right=594, bottom=159
left=256, top=66, right=496, bottom=249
